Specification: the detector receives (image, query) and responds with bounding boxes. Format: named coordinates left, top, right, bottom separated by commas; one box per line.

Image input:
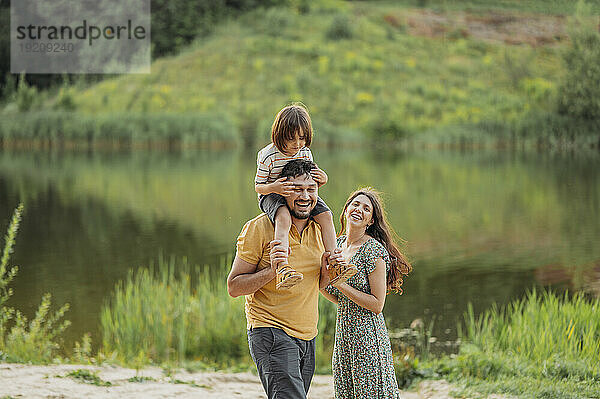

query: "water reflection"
left=0, top=148, right=598, bottom=348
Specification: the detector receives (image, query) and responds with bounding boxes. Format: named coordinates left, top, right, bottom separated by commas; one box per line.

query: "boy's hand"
left=311, top=165, right=328, bottom=187
left=271, top=177, right=294, bottom=197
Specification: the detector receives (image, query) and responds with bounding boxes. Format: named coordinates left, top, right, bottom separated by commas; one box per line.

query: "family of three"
left=227, top=104, right=412, bottom=399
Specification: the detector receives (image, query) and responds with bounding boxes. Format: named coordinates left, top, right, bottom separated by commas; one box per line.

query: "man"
left=227, top=159, right=335, bottom=399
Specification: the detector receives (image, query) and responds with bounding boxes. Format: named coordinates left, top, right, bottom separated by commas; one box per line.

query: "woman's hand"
left=270, top=177, right=295, bottom=197
left=335, top=257, right=387, bottom=314
left=310, top=165, right=328, bottom=187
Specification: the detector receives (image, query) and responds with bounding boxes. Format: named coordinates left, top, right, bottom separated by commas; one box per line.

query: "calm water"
left=0, top=148, right=599, bottom=349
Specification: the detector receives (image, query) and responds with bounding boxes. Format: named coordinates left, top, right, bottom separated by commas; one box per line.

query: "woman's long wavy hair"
left=339, top=187, right=412, bottom=294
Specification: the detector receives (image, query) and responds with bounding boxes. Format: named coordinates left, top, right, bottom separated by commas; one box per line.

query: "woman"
left=321, top=187, right=412, bottom=399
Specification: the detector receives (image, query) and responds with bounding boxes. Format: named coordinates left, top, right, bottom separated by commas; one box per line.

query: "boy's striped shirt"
left=255, top=143, right=313, bottom=184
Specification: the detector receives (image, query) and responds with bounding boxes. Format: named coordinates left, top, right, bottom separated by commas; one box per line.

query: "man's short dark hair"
left=280, top=159, right=315, bottom=180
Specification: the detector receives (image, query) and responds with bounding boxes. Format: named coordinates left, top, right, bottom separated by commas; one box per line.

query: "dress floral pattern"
left=326, top=236, right=401, bottom=399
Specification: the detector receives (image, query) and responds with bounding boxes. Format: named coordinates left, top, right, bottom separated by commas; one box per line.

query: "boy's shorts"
left=259, top=193, right=330, bottom=223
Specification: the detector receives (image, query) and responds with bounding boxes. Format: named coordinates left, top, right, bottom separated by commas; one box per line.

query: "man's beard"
left=289, top=207, right=311, bottom=220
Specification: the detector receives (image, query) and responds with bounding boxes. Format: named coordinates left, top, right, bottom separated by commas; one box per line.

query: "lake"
left=1, top=147, right=599, bottom=351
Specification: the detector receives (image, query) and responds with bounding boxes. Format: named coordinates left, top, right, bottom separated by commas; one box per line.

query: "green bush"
left=557, top=0, right=600, bottom=120
left=15, top=75, right=39, bottom=112
left=0, top=112, right=238, bottom=148
left=427, top=290, right=600, bottom=398
left=315, top=295, right=336, bottom=373
left=368, top=117, right=411, bottom=141
left=325, top=14, right=354, bottom=40
left=0, top=204, right=71, bottom=364
left=262, top=8, right=295, bottom=37
left=101, top=256, right=248, bottom=367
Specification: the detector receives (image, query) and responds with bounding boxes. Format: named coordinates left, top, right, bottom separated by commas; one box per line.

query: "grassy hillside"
left=3, top=1, right=600, bottom=147
left=71, top=4, right=562, bottom=133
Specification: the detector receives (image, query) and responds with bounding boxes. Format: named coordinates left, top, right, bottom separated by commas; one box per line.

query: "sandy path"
left=0, top=363, right=512, bottom=398
left=0, top=363, right=423, bottom=399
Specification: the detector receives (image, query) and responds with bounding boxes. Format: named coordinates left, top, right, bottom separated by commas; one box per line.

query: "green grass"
left=99, top=254, right=339, bottom=373
left=4, top=1, right=597, bottom=147
left=0, top=204, right=72, bottom=364
left=100, top=255, right=249, bottom=367
left=65, top=369, right=112, bottom=386
left=169, top=378, right=211, bottom=388
left=426, top=290, right=600, bottom=398
left=0, top=111, right=238, bottom=149
left=127, top=375, right=156, bottom=383
left=374, top=0, right=600, bottom=14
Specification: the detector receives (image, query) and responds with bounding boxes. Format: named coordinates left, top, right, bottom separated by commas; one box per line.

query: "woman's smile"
left=350, top=211, right=362, bottom=221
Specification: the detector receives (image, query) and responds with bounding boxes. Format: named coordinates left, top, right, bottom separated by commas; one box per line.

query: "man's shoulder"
left=240, top=214, right=274, bottom=237
left=249, top=213, right=274, bottom=227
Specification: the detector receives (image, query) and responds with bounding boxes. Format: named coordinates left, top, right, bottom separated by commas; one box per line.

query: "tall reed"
left=0, top=204, right=71, bottom=364
left=101, top=254, right=339, bottom=371
left=0, top=112, right=238, bottom=149
left=100, top=256, right=248, bottom=367
left=463, top=289, right=600, bottom=379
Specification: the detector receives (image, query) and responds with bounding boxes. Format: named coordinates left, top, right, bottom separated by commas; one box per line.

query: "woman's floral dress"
left=326, top=236, right=401, bottom=399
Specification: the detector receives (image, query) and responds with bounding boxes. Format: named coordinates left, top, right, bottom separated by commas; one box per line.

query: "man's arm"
left=227, top=255, right=276, bottom=298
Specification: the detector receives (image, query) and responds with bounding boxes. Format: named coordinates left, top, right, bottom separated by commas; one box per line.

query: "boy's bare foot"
left=328, top=260, right=358, bottom=286
left=276, top=265, right=304, bottom=289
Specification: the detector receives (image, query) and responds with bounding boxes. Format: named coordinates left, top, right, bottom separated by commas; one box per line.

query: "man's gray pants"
left=247, top=327, right=316, bottom=399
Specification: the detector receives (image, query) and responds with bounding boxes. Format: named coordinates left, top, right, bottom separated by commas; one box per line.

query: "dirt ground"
left=0, top=363, right=516, bottom=399
left=388, top=8, right=570, bottom=47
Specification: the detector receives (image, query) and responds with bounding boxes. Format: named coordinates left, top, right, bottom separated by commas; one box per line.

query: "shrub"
left=557, top=0, right=600, bottom=120
left=0, top=204, right=71, bottom=364
left=101, top=256, right=248, bottom=367
left=0, top=112, right=238, bottom=149
left=325, top=14, right=354, bottom=40
left=262, top=8, right=294, bottom=37
left=15, top=74, right=38, bottom=112
left=368, top=117, right=411, bottom=141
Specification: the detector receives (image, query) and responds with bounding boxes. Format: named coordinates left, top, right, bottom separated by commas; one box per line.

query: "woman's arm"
left=320, top=289, right=339, bottom=305
left=335, top=257, right=387, bottom=314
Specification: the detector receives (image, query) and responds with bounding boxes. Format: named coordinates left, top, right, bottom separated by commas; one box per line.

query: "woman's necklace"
left=345, top=232, right=367, bottom=250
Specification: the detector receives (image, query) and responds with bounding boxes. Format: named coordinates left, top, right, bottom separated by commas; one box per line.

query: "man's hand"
left=271, top=177, right=295, bottom=197
left=319, top=251, right=332, bottom=289
left=269, top=239, right=290, bottom=275
left=310, top=165, right=328, bottom=187
left=328, top=249, right=348, bottom=287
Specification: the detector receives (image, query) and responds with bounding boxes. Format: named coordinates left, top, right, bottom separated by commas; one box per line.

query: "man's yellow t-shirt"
left=236, top=213, right=324, bottom=340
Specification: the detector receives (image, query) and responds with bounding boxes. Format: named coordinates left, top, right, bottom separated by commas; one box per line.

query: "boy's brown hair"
left=271, top=103, right=313, bottom=152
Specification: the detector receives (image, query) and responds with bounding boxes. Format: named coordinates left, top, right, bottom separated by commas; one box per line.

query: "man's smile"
left=294, top=199, right=313, bottom=209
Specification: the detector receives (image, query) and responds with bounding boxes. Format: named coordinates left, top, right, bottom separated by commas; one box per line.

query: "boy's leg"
left=274, top=206, right=292, bottom=257
left=312, top=210, right=336, bottom=254
left=274, top=206, right=303, bottom=289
